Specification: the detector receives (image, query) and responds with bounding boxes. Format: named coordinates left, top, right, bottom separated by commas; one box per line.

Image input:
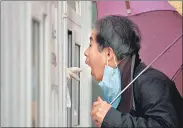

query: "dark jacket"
left=102, top=54, right=183, bottom=128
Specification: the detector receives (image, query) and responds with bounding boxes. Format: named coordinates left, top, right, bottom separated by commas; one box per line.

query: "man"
left=84, top=15, right=183, bottom=128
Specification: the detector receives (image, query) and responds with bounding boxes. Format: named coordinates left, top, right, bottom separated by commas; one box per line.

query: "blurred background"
left=1, top=1, right=182, bottom=127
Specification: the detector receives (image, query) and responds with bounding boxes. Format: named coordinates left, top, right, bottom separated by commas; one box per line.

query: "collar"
left=117, top=54, right=141, bottom=112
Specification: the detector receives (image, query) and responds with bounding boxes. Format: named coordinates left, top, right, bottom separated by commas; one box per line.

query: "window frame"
left=31, top=1, right=50, bottom=127
left=57, top=1, right=93, bottom=127
left=67, top=15, right=82, bottom=127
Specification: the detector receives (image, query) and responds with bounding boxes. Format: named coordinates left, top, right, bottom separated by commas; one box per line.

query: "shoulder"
left=135, top=63, right=174, bottom=89
left=134, top=64, right=175, bottom=103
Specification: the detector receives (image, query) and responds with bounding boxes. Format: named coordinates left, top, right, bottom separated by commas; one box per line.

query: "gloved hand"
left=66, top=67, right=82, bottom=81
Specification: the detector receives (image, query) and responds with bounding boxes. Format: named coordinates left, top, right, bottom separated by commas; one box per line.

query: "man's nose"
left=84, top=48, right=88, bottom=57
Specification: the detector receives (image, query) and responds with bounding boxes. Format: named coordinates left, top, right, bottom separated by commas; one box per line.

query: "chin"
left=93, top=74, right=102, bottom=81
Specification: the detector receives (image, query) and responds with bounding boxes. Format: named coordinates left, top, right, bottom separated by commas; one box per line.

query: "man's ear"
left=107, top=47, right=115, bottom=61
left=102, top=47, right=116, bottom=60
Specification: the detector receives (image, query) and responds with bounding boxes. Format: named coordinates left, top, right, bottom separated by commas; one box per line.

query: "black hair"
left=95, top=15, right=141, bottom=60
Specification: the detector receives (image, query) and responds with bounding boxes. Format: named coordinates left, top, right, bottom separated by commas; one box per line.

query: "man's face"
left=84, top=29, right=107, bottom=81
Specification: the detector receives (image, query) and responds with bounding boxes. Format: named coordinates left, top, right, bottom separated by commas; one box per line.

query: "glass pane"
left=32, top=20, right=40, bottom=127
left=67, top=30, right=80, bottom=126
left=72, top=44, right=80, bottom=126
left=67, top=30, right=72, bottom=127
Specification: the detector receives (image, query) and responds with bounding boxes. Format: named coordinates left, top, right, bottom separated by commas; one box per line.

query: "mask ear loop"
left=114, top=57, right=118, bottom=68
left=106, top=56, right=109, bottom=66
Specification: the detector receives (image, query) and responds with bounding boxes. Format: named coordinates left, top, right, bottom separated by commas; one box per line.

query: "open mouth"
left=85, top=59, right=94, bottom=76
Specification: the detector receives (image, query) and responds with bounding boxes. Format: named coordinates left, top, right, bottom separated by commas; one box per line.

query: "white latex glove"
left=66, top=67, right=82, bottom=81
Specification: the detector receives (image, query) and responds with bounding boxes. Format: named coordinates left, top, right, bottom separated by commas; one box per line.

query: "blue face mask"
left=98, top=56, right=122, bottom=109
